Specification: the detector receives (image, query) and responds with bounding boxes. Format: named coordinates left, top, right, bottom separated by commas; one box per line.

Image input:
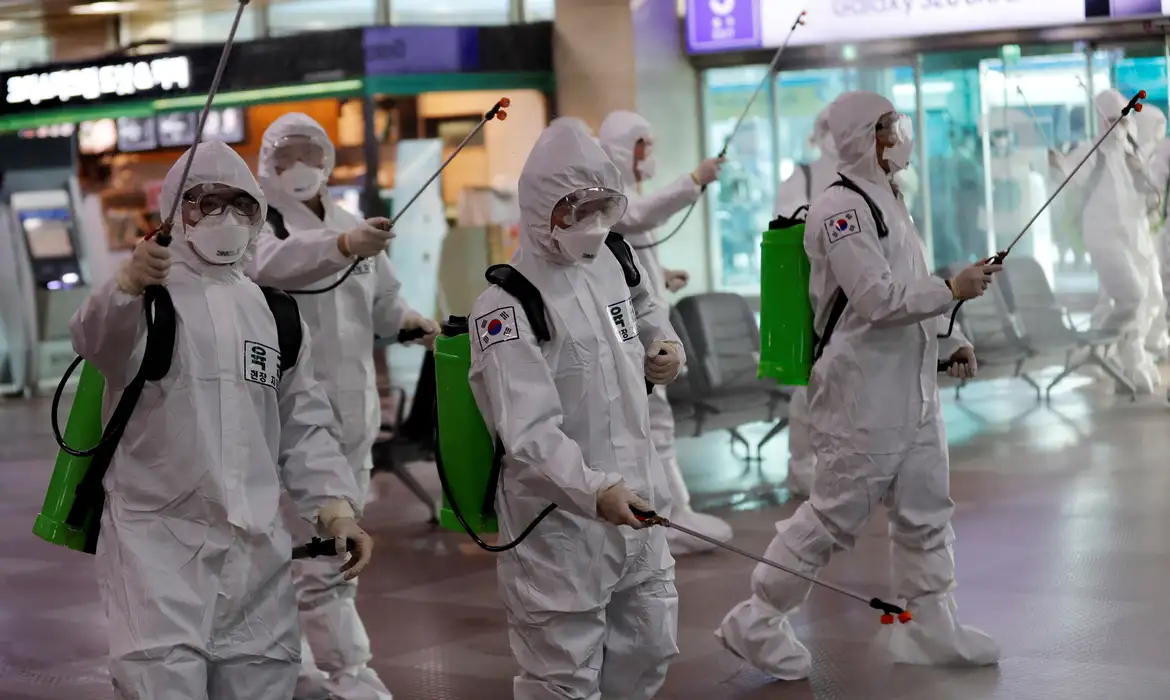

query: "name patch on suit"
left=823, top=209, right=862, bottom=244
left=352, top=258, right=376, bottom=276
left=607, top=298, right=639, bottom=342
left=476, top=306, right=518, bottom=350
left=244, top=341, right=281, bottom=389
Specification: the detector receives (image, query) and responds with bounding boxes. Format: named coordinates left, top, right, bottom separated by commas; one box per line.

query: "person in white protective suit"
left=1134, top=104, right=1169, bottom=360
left=468, top=119, right=685, bottom=699
left=715, top=91, right=1002, bottom=680
left=597, top=109, right=731, bottom=555
left=774, top=106, right=839, bottom=499
left=1059, top=90, right=1160, bottom=392
left=69, top=140, right=374, bottom=700
left=245, top=113, right=440, bottom=700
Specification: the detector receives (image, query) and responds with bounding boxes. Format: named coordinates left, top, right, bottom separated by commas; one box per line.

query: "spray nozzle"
left=1123, top=89, right=1147, bottom=117
left=797, top=10, right=806, bottom=24
left=497, top=110, right=509, bottom=121
left=485, top=97, right=511, bottom=121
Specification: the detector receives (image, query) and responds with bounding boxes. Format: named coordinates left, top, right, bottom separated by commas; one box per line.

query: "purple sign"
left=687, top=0, right=762, bottom=54
left=363, top=26, right=479, bottom=76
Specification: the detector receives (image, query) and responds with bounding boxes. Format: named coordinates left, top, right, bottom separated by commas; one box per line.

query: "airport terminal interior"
left=4, top=0, right=1170, bottom=698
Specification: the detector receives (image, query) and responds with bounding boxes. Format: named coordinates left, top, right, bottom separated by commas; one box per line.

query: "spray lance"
left=631, top=8, right=807, bottom=251
left=286, top=97, right=511, bottom=303
left=937, top=88, right=1150, bottom=370
left=1015, top=86, right=1051, bottom=149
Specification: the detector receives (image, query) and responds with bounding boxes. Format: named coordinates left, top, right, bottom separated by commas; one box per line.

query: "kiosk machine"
left=0, top=132, right=108, bottom=396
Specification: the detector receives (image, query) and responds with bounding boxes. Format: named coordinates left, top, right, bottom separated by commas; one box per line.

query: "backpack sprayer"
left=632, top=8, right=807, bottom=251
left=761, top=89, right=1150, bottom=381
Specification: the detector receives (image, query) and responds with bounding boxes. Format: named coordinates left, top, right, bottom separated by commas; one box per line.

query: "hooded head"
left=258, top=113, right=336, bottom=202
left=827, top=91, right=913, bottom=186
left=518, top=119, right=628, bottom=265
left=599, top=110, right=654, bottom=188
left=809, top=106, right=837, bottom=160
left=160, top=140, right=267, bottom=271
left=1135, top=103, right=1166, bottom=153
left=1096, top=89, right=1136, bottom=148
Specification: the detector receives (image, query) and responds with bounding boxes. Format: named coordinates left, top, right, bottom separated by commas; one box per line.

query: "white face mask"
left=884, top=138, right=913, bottom=173
left=187, top=213, right=255, bottom=265
left=636, top=154, right=657, bottom=181
left=278, top=162, right=327, bottom=201
left=553, top=215, right=610, bottom=264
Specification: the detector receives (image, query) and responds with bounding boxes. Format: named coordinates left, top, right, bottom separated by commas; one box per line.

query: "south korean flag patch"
left=824, top=209, right=862, bottom=244
left=476, top=306, right=519, bottom=351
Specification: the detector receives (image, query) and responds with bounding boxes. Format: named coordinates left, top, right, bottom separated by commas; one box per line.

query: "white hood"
left=827, top=90, right=895, bottom=189
left=1135, top=103, right=1166, bottom=154
left=598, top=109, right=652, bottom=191
left=159, top=139, right=268, bottom=274
left=517, top=118, right=623, bottom=265
left=1096, top=88, right=1135, bottom=150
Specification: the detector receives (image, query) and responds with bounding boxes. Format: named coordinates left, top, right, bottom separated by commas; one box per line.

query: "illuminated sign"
left=688, top=0, right=1089, bottom=54
left=6, top=56, right=191, bottom=106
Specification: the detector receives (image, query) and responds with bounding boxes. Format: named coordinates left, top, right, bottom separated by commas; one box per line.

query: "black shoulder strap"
left=260, top=287, right=302, bottom=374
left=604, top=232, right=641, bottom=288
left=830, top=174, right=889, bottom=239
left=485, top=264, right=552, bottom=342
left=266, top=206, right=290, bottom=240
left=801, top=162, right=812, bottom=202
left=67, top=284, right=178, bottom=553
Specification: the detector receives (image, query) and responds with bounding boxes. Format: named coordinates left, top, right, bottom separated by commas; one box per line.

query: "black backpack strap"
left=67, top=284, right=178, bottom=553
left=485, top=264, right=551, bottom=342
left=830, top=174, right=889, bottom=239
left=800, top=162, right=812, bottom=202
left=812, top=288, right=848, bottom=364
left=266, top=206, right=291, bottom=240
left=260, top=287, right=302, bottom=374
left=604, top=232, right=641, bottom=288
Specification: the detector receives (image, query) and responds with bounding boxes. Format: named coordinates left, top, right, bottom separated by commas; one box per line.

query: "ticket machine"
left=0, top=133, right=107, bottom=395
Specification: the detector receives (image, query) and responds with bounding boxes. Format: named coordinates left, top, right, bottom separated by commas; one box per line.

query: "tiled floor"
left=4, top=370, right=1170, bottom=699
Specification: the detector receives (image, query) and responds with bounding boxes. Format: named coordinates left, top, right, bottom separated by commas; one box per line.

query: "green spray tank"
left=758, top=207, right=815, bottom=386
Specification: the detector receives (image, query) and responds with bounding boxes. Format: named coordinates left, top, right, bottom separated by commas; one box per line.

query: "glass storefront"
left=702, top=40, right=1170, bottom=305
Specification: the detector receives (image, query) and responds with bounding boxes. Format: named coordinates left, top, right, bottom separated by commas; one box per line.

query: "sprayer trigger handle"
left=630, top=506, right=658, bottom=521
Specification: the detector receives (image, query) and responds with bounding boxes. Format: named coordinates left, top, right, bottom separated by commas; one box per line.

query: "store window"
left=391, top=0, right=511, bottom=25
left=268, top=0, right=376, bottom=35
left=0, top=35, right=50, bottom=72
left=524, top=0, right=555, bottom=21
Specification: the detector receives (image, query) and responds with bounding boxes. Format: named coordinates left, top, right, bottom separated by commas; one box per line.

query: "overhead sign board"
left=687, top=0, right=1089, bottom=54
left=6, top=56, right=191, bottom=107
left=363, top=26, right=480, bottom=75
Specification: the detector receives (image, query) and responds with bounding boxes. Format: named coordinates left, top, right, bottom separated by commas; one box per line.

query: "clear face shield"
left=551, top=186, right=629, bottom=263
left=876, top=112, right=914, bottom=172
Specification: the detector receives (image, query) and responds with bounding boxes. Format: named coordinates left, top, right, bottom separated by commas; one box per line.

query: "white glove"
left=691, top=157, right=726, bottom=187
left=948, top=261, right=1003, bottom=301
left=664, top=268, right=689, bottom=293
left=116, top=237, right=171, bottom=296
left=596, top=481, right=650, bottom=528
left=339, top=217, right=395, bottom=258
left=645, top=340, right=682, bottom=385
left=323, top=515, right=374, bottom=581
left=401, top=312, right=441, bottom=348
left=946, top=346, right=978, bottom=380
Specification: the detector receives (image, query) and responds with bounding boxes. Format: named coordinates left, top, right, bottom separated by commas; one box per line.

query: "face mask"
left=187, top=213, right=254, bottom=265
left=278, top=162, right=327, bottom=201
left=553, top=215, right=609, bottom=263
left=884, top=137, right=913, bottom=173
left=636, top=155, right=657, bottom=181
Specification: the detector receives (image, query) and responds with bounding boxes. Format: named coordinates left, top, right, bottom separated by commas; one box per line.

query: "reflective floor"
left=3, top=370, right=1170, bottom=699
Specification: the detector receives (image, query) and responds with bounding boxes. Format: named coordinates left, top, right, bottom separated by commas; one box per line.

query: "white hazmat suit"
left=1071, top=90, right=1159, bottom=392
left=773, top=106, right=839, bottom=499
left=246, top=113, right=434, bottom=700
left=598, top=109, right=733, bottom=555
left=1135, top=104, right=1169, bottom=359
left=716, top=92, right=999, bottom=679
left=70, top=140, right=363, bottom=700
left=468, top=119, right=683, bottom=699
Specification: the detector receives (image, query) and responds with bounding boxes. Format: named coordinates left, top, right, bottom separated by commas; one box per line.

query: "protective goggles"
left=876, top=113, right=913, bottom=144
left=268, top=134, right=328, bottom=170
left=554, top=187, right=628, bottom=229
left=183, top=188, right=262, bottom=224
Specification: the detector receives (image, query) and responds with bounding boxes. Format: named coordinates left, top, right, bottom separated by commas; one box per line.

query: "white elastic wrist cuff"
left=318, top=498, right=355, bottom=529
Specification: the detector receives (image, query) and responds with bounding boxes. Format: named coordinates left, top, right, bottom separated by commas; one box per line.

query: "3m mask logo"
left=244, top=341, right=281, bottom=389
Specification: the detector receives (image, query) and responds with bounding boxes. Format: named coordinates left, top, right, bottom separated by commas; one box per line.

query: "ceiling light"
left=70, top=2, right=139, bottom=15
left=0, top=20, right=16, bottom=32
